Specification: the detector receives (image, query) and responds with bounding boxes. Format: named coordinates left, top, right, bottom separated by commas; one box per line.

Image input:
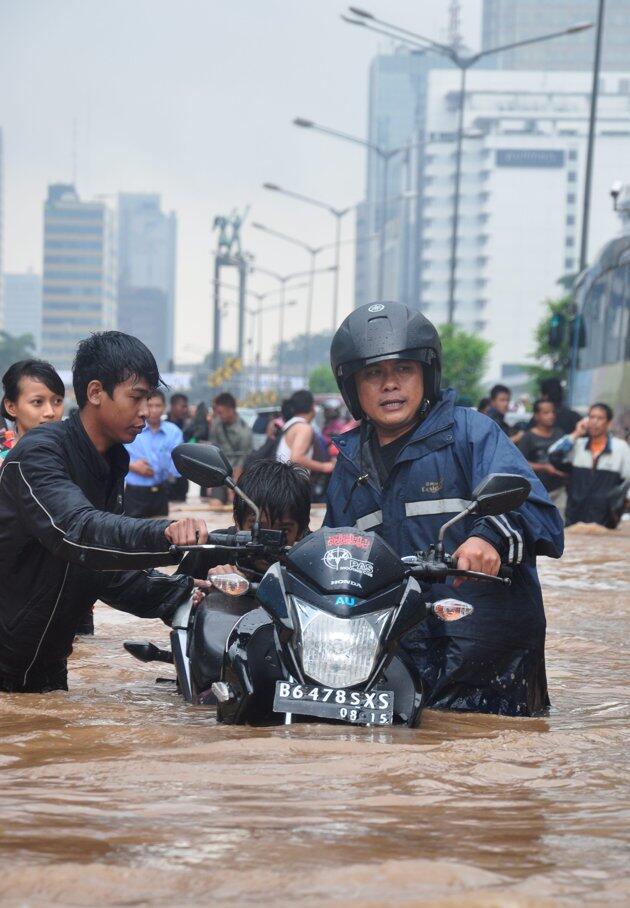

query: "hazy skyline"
left=1, top=0, right=481, bottom=363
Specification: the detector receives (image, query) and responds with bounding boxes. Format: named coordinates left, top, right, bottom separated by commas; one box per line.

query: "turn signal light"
left=209, top=573, right=250, bottom=597
left=430, top=599, right=474, bottom=622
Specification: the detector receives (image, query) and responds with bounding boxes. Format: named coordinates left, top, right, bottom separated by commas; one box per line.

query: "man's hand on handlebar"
left=452, top=536, right=500, bottom=587
left=164, top=518, right=208, bottom=547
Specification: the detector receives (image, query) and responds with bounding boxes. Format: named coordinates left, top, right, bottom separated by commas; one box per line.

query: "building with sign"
left=408, top=68, right=630, bottom=377
left=354, top=12, right=630, bottom=377
left=41, top=184, right=116, bottom=370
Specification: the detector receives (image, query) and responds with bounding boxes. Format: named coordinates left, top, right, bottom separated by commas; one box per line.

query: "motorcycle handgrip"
left=207, top=531, right=251, bottom=546
left=498, top=565, right=513, bottom=581
left=168, top=531, right=254, bottom=557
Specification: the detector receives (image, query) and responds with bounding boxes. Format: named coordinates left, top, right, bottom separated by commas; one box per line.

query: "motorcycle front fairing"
left=248, top=527, right=430, bottom=726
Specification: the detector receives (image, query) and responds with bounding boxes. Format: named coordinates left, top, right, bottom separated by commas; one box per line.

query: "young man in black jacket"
left=0, top=332, right=208, bottom=693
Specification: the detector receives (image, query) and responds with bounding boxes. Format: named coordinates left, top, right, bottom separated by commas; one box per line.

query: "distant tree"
left=0, top=332, right=35, bottom=376
left=309, top=364, right=337, bottom=394
left=439, top=323, right=491, bottom=405
left=271, top=330, right=334, bottom=369
left=526, top=294, right=573, bottom=389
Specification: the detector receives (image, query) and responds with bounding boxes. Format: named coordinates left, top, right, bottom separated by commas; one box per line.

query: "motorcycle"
left=124, top=444, right=529, bottom=728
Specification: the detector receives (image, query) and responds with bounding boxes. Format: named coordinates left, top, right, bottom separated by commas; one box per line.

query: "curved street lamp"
left=343, top=6, right=594, bottom=322
left=252, top=223, right=337, bottom=381
left=263, top=182, right=351, bottom=328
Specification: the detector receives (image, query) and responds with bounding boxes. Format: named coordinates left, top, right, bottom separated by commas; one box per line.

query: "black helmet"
left=330, top=301, right=441, bottom=419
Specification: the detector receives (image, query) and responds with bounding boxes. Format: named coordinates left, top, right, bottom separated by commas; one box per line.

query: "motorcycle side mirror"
left=436, top=473, right=530, bottom=556
left=471, top=473, right=531, bottom=517
left=171, top=443, right=262, bottom=526
left=172, top=443, right=233, bottom=488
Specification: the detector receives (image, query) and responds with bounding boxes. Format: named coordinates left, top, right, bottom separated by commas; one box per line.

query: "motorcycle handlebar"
left=407, top=559, right=513, bottom=586
left=168, top=530, right=289, bottom=559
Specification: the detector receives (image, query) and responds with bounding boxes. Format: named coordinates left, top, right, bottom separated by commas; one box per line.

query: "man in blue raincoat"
left=325, top=302, right=564, bottom=716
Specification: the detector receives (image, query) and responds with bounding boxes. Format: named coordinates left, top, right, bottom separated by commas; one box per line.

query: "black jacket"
left=0, top=410, right=193, bottom=682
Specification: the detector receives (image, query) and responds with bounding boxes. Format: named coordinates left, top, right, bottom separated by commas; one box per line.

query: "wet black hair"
left=533, top=398, right=555, bottom=414
left=214, top=391, right=237, bottom=409
left=490, top=384, right=511, bottom=400
left=287, top=389, right=314, bottom=418
left=233, top=459, right=311, bottom=534
left=589, top=401, right=613, bottom=421
left=170, top=392, right=188, bottom=406
left=72, top=331, right=162, bottom=409
left=477, top=396, right=490, bottom=412
left=540, top=377, right=564, bottom=404
left=280, top=397, right=293, bottom=421
left=1, top=359, right=65, bottom=420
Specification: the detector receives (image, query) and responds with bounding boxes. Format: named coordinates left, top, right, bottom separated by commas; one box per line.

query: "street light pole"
left=248, top=295, right=298, bottom=392
left=293, top=118, right=407, bottom=300
left=252, top=222, right=336, bottom=382
left=250, top=260, right=334, bottom=389
left=344, top=8, right=593, bottom=322
left=332, top=213, right=343, bottom=326
left=263, top=182, right=351, bottom=328
left=448, top=64, right=468, bottom=323
left=579, top=0, right=606, bottom=272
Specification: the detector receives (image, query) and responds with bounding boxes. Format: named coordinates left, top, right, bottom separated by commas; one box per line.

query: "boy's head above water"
left=232, top=459, right=311, bottom=546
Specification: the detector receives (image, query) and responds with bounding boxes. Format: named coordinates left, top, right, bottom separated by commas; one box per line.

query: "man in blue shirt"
left=125, top=390, right=183, bottom=517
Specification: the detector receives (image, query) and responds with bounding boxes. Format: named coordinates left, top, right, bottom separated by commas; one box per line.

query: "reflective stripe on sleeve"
left=496, top=514, right=523, bottom=564
left=489, top=515, right=516, bottom=563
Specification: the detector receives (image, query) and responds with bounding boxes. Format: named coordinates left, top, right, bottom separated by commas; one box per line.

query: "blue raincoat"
left=325, top=390, right=564, bottom=716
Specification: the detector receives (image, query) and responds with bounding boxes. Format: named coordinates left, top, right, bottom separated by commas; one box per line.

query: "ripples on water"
left=0, top=525, right=628, bottom=906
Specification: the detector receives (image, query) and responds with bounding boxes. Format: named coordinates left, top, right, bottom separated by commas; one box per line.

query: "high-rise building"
left=355, top=50, right=439, bottom=308
left=418, top=68, right=630, bottom=376
left=41, top=184, right=116, bottom=370
left=481, top=0, right=630, bottom=71
left=3, top=271, right=42, bottom=351
left=355, top=35, right=630, bottom=378
left=117, top=193, right=176, bottom=369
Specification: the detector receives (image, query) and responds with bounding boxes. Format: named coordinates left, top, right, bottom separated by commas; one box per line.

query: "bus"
left=571, top=185, right=630, bottom=437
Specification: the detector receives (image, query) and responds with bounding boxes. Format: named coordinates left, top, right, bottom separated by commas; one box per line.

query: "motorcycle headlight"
left=293, top=598, right=391, bottom=689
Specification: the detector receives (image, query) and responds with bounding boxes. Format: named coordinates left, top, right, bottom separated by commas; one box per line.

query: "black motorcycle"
left=125, top=444, right=529, bottom=728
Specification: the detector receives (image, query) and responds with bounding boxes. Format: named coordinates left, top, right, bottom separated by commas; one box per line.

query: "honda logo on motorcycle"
left=323, top=546, right=374, bottom=577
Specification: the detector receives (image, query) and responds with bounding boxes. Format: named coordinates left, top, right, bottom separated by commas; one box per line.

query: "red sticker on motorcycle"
left=326, top=532, right=371, bottom=551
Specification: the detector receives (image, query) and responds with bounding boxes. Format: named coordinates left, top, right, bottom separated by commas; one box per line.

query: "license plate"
left=273, top=681, right=394, bottom=726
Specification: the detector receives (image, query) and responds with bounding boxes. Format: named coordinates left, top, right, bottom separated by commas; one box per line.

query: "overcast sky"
left=1, top=0, right=481, bottom=363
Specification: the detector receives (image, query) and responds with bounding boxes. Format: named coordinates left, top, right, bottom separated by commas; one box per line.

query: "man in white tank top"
left=276, top=390, right=335, bottom=478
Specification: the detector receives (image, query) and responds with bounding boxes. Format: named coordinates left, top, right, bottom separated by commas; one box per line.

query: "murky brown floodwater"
left=1, top=505, right=628, bottom=907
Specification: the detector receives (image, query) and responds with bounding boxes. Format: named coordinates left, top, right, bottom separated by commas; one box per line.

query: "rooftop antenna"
left=448, top=0, right=463, bottom=53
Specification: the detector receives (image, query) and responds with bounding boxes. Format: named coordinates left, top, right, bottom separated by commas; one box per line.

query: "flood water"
left=1, top=508, right=628, bottom=906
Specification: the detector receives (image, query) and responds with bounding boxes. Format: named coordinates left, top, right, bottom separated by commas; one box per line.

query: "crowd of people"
left=476, top=378, right=629, bottom=528
left=0, top=308, right=627, bottom=707
left=1, top=353, right=628, bottom=534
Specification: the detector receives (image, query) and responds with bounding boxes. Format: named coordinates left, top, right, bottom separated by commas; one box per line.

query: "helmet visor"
left=337, top=348, right=436, bottom=382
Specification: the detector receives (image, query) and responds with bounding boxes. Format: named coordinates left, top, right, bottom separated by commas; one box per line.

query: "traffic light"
left=206, top=355, right=243, bottom=387
left=548, top=312, right=566, bottom=349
